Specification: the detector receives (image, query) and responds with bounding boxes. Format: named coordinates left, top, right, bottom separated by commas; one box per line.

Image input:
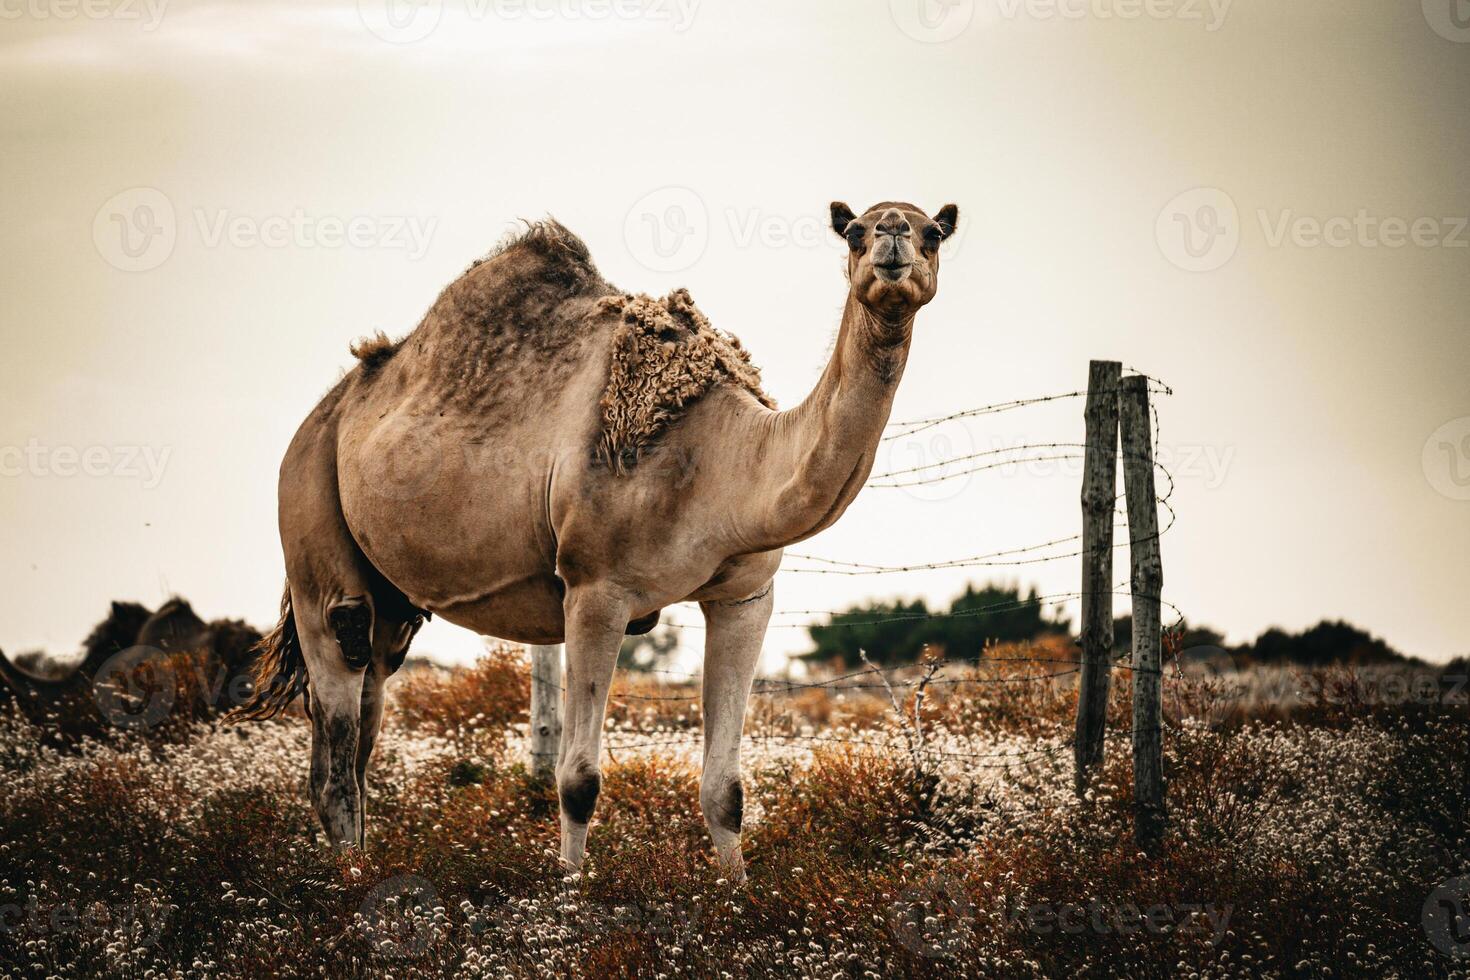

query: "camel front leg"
left=555, top=586, right=630, bottom=872
left=698, top=582, right=774, bottom=883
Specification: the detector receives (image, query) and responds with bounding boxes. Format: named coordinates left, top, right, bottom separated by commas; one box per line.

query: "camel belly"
left=335, top=406, right=570, bottom=642
left=428, top=575, right=569, bottom=645
left=342, top=496, right=566, bottom=644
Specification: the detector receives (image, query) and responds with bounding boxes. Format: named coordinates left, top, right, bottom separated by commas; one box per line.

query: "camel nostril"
left=870, top=233, right=915, bottom=270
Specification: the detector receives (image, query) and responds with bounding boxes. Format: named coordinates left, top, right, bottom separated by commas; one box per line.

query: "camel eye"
left=922, top=225, right=944, bottom=251
left=845, top=224, right=866, bottom=252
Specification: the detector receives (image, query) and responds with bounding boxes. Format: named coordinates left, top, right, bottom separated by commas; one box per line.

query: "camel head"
left=830, top=200, right=959, bottom=322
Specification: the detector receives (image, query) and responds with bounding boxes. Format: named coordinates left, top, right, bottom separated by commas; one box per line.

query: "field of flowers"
left=1, top=641, right=1467, bottom=978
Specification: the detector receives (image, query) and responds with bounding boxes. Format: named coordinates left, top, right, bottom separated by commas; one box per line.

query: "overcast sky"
left=2, top=0, right=1467, bottom=671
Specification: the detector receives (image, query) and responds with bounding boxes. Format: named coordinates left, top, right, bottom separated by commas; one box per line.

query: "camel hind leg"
left=354, top=615, right=424, bottom=847
left=291, top=590, right=420, bottom=850
left=276, top=395, right=422, bottom=848
left=289, top=590, right=367, bottom=848
left=288, top=557, right=425, bottom=849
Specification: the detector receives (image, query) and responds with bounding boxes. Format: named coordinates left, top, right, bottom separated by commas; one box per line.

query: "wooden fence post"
left=528, top=644, right=563, bottom=781
left=1120, top=374, right=1166, bottom=852
left=1075, top=360, right=1121, bottom=797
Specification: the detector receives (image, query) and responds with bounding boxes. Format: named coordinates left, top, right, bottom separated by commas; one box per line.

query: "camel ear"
left=830, top=202, right=857, bottom=237
left=931, top=204, right=959, bottom=241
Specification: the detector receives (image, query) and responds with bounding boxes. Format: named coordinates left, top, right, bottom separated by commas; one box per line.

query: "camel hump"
left=347, top=220, right=609, bottom=382
left=595, top=288, right=774, bottom=473
left=350, top=332, right=402, bottom=372
left=466, top=219, right=603, bottom=295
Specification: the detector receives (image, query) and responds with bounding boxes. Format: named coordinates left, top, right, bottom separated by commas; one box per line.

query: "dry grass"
left=0, top=641, right=1465, bottom=978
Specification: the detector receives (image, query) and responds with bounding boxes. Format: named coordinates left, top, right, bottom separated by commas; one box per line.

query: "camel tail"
left=229, top=583, right=307, bottom=722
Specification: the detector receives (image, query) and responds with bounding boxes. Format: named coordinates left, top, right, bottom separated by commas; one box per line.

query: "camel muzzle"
left=871, top=233, right=915, bottom=281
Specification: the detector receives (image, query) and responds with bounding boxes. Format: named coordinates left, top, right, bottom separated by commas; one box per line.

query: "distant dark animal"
left=0, top=597, right=264, bottom=733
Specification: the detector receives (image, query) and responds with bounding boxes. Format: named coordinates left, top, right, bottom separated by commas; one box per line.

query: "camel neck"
left=737, top=292, right=914, bottom=552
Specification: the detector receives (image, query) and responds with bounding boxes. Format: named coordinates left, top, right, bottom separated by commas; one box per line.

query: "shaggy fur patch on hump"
left=598, top=288, right=774, bottom=472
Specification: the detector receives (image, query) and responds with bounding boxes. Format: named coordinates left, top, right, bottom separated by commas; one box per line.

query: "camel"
left=236, top=200, right=959, bottom=878
left=0, top=597, right=263, bottom=739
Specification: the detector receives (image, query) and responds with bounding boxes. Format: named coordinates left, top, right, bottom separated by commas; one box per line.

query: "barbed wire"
left=574, top=371, right=1187, bottom=775
left=793, top=382, right=1180, bottom=576
left=601, top=726, right=1167, bottom=771
left=867, top=449, right=1176, bottom=500
left=578, top=596, right=1191, bottom=706
left=785, top=496, right=1176, bottom=576
left=659, top=583, right=1186, bottom=636
left=659, top=585, right=1092, bottom=633
left=881, top=391, right=1088, bottom=442
left=595, top=666, right=1083, bottom=703
left=630, top=647, right=1074, bottom=684
left=881, top=381, right=1172, bottom=443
